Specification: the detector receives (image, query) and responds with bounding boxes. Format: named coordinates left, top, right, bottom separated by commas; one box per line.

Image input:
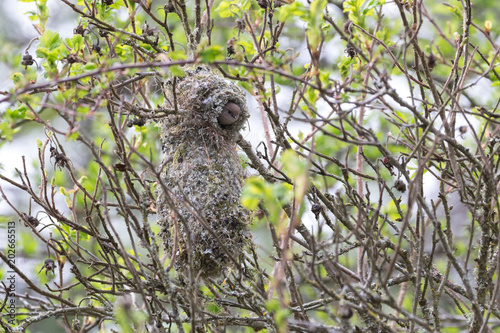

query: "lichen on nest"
left=156, top=66, right=251, bottom=277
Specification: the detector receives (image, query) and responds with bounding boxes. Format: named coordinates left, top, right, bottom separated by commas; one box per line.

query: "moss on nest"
left=156, top=66, right=250, bottom=277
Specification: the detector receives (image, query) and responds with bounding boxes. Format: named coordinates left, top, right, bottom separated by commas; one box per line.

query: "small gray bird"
left=217, top=102, right=241, bottom=125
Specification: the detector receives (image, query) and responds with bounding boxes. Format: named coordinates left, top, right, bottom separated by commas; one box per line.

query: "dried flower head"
left=394, top=179, right=406, bottom=193
left=311, top=203, right=322, bottom=219
left=39, top=258, right=56, bottom=276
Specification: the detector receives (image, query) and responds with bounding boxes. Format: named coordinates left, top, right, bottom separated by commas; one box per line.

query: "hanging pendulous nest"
left=156, top=66, right=251, bottom=277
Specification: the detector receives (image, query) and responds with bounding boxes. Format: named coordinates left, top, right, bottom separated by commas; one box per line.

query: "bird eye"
left=217, top=102, right=241, bottom=126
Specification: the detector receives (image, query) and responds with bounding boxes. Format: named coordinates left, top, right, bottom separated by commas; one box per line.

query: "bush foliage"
left=1, top=0, right=500, bottom=332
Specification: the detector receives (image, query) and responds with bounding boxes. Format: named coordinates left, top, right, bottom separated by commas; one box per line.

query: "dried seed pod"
left=72, top=318, right=81, bottom=331
left=382, top=157, right=395, bottom=176
left=38, top=258, right=56, bottom=276
left=74, top=24, right=86, bottom=36
left=92, top=44, right=102, bottom=55
left=165, top=2, right=175, bottom=13
left=235, top=18, right=245, bottom=32
left=52, top=152, right=70, bottom=170
left=257, top=0, right=268, bottom=9
left=71, top=318, right=82, bottom=332
left=127, top=117, right=146, bottom=127
left=99, top=29, right=109, bottom=37
left=156, top=66, right=250, bottom=277
left=394, top=179, right=406, bottom=193
left=311, top=203, right=322, bottom=219
left=345, top=46, right=356, bottom=59
left=21, top=53, right=37, bottom=69
left=343, top=19, right=352, bottom=35
left=114, top=163, right=127, bottom=172
left=21, top=213, right=40, bottom=227
left=21, top=53, right=34, bottom=66
left=338, top=305, right=353, bottom=319
left=26, top=215, right=39, bottom=227
left=427, top=53, right=436, bottom=72
left=227, top=37, right=236, bottom=57
left=65, top=54, right=79, bottom=64
left=458, top=125, right=468, bottom=137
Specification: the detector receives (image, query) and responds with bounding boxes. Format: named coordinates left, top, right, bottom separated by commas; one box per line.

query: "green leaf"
left=241, top=176, right=292, bottom=226
left=70, top=34, right=84, bottom=52
left=216, top=0, right=250, bottom=18
left=281, top=149, right=307, bottom=181
left=77, top=175, right=88, bottom=184
left=241, top=176, right=268, bottom=210
left=59, top=187, right=73, bottom=209
left=38, top=30, right=61, bottom=51
left=198, top=45, right=225, bottom=62
left=168, top=50, right=187, bottom=61
left=115, top=304, right=135, bottom=333
left=169, top=65, right=186, bottom=77
left=265, top=299, right=280, bottom=313
left=343, top=0, right=383, bottom=25
left=11, top=72, right=23, bottom=85
left=207, top=302, right=221, bottom=314
left=84, top=63, right=98, bottom=71
left=6, top=105, right=28, bottom=121
left=68, top=132, right=79, bottom=141
left=277, top=1, right=307, bottom=22
left=109, top=0, right=125, bottom=9
left=309, top=0, right=326, bottom=26
left=394, top=110, right=407, bottom=122
left=35, top=47, right=49, bottom=59
left=337, top=56, right=352, bottom=79
left=0, top=122, right=14, bottom=142
left=21, top=232, right=37, bottom=256
left=216, top=0, right=234, bottom=18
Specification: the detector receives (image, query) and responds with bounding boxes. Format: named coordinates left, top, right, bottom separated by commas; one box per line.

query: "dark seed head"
left=21, top=53, right=35, bottom=67
left=427, top=53, right=436, bottom=71
left=114, top=163, right=127, bottom=171
left=165, top=2, right=175, bottom=13
left=99, top=29, right=109, bottom=37
left=235, top=18, right=245, bottom=31
left=227, top=37, right=236, bottom=57
left=39, top=258, right=56, bottom=275
left=345, top=46, right=356, bottom=59
left=338, top=305, right=353, bottom=319
left=311, top=203, right=322, bottom=219
left=257, top=0, right=268, bottom=9
left=72, top=318, right=81, bottom=331
left=74, top=25, right=86, bottom=36
left=27, top=215, right=39, bottom=227
left=394, top=179, right=406, bottom=193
